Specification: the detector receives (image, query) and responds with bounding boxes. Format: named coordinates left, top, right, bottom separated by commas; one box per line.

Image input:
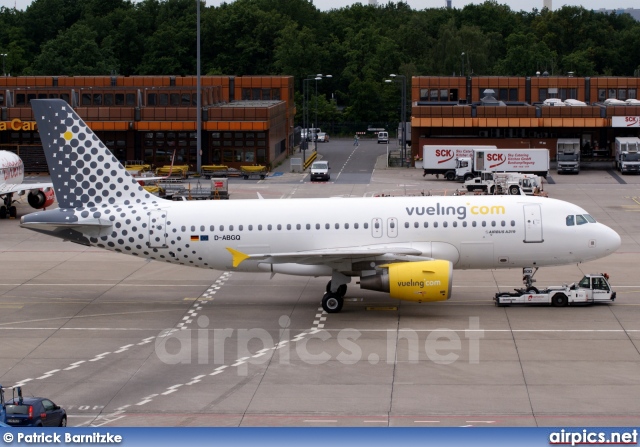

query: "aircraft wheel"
left=8, top=206, right=17, bottom=218
left=0, top=206, right=6, bottom=219
left=552, top=293, right=568, bottom=307
left=322, top=292, right=343, bottom=313
left=325, top=281, right=348, bottom=298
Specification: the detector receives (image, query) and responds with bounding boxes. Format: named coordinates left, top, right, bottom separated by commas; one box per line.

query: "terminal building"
left=0, top=75, right=295, bottom=172
left=411, top=75, right=640, bottom=162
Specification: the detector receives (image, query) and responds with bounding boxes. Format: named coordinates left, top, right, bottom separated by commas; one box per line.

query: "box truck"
left=556, top=138, right=581, bottom=174
left=615, top=137, right=640, bottom=174
left=417, top=145, right=497, bottom=181
left=455, top=148, right=550, bottom=181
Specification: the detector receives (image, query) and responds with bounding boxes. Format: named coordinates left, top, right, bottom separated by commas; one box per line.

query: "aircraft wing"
left=0, top=182, right=53, bottom=196
left=227, top=245, right=433, bottom=268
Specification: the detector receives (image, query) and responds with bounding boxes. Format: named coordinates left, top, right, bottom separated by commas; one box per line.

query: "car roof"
left=6, top=397, right=46, bottom=404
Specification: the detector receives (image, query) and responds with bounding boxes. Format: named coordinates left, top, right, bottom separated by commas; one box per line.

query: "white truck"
left=463, top=171, right=542, bottom=195
left=495, top=273, right=615, bottom=307
left=556, top=138, right=581, bottom=174
left=455, top=148, right=550, bottom=181
left=416, top=145, right=497, bottom=181
left=615, top=137, right=640, bottom=174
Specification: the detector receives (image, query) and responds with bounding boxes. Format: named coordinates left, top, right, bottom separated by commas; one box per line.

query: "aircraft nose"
left=601, top=224, right=621, bottom=254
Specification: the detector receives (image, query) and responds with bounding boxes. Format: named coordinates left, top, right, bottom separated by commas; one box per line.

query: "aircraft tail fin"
left=31, top=99, right=154, bottom=209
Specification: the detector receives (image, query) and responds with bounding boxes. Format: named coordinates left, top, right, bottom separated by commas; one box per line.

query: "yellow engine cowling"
left=359, top=260, right=453, bottom=303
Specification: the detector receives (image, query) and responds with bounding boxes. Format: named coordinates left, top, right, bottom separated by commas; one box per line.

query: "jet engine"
left=27, top=189, right=55, bottom=210
left=360, top=260, right=453, bottom=302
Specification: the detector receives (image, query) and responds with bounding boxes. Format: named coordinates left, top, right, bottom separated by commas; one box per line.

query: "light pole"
left=302, top=77, right=320, bottom=164
left=461, top=52, right=465, bottom=77
left=1, top=54, right=6, bottom=77
left=385, top=74, right=407, bottom=166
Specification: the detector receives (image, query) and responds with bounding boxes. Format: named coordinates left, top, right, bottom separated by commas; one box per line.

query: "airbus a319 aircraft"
left=0, top=150, right=54, bottom=219
left=22, top=100, right=621, bottom=313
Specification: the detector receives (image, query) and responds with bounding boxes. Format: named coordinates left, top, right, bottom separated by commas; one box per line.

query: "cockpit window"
left=576, top=215, right=588, bottom=225
left=584, top=214, right=596, bottom=223
left=566, top=215, right=575, bottom=226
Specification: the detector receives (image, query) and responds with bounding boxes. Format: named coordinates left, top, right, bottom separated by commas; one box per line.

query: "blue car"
left=4, top=397, right=66, bottom=427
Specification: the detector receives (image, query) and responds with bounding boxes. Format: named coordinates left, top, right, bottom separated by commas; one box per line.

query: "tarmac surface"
left=2, top=138, right=640, bottom=427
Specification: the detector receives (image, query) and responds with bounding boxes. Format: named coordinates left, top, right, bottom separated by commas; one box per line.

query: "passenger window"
left=501, top=221, right=506, bottom=227
left=453, top=221, right=457, bottom=228
left=576, top=215, right=588, bottom=225
left=374, top=222, right=380, bottom=229
left=335, top=223, right=339, bottom=229
left=482, top=221, right=487, bottom=227
left=219, top=225, right=224, bottom=231
left=248, top=225, right=253, bottom=231
left=200, top=225, right=204, bottom=231
left=404, top=222, right=409, bottom=229
left=390, top=222, right=395, bottom=229
left=277, top=224, right=282, bottom=230
left=181, top=226, right=186, bottom=231
left=511, top=220, right=515, bottom=227
left=267, top=224, right=272, bottom=231
left=424, top=222, right=428, bottom=228
left=434, top=222, right=438, bottom=228
left=210, top=225, right=214, bottom=231
left=229, top=225, right=234, bottom=231
left=286, top=224, right=291, bottom=230
left=354, top=223, right=359, bottom=229
left=325, top=223, right=330, bottom=229
left=364, top=223, right=369, bottom=229
left=345, top=223, right=349, bottom=229
left=239, top=225, right=243, bottom=231
left=306, top=224, right=310, bottom=230
left=191, top=225, right=195, bottom=231
left=414, top=222, right=419, bottom=228
left=462, top=221, right=467, bottom=227
left=296, top=224, right=300, bottom=230
left=472, top=222, right=477, bottom=227
left=491, top=221, right=496, bottom=227
left=316, top=224, right=320, bottom=230
left=443, top=222, right=448, bottom=228
left=566, top=215, right=575, bottom=226
left=258, top=224, right=262, bottom=231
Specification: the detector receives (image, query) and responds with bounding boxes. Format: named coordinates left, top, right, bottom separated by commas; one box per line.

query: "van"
left=310, top=161, right=330, bottom=181
left=377, top=131, right=389, bottom=144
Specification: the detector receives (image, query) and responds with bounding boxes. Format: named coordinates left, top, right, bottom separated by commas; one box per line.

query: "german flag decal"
left=190, top=235, right=199, bottom=241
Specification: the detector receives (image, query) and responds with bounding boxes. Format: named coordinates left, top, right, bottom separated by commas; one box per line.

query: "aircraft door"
left=371, top=218, right=383, bottom=238
left=387, top=217, right=398, bottom=238
left=523, top=204, right=543, bottom=243
left=148, top=209, right=168, bottom=248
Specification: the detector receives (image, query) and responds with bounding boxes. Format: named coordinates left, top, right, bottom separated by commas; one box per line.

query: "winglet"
left=226, top=247, right=250, bottom=268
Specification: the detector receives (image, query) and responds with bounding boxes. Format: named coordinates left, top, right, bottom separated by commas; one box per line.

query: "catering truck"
left=416, top=145, right=497, bottom=181
left=615, top=137, right=640, bottom=174
left=495, top=273, right=615, bottom=307
left=556, top=138, right=581, bottom=174
left=455, top=148, right=550, bottom=181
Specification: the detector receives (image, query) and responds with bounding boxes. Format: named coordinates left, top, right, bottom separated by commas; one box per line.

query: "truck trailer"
left=556, top=138, right=581, bottom=174
left=615, top=137, right=640, bottom=174
left=416, top=145, right=497, bottom=180
left=455, top=148, right=550, bottom=181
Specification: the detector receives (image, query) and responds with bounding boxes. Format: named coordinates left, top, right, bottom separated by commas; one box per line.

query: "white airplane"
left=0, top=150, right=54, bottom=219
left=22, top=99, right=621, bottom=313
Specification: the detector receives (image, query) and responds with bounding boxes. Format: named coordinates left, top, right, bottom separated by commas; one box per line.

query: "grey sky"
left=1, top=0, right=625, bottom=13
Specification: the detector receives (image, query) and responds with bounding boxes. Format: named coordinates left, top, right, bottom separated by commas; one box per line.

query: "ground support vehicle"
left=0, top=386, right=67, bottom=427
left=155, top=165, right=189, bottom=179
left=615, top=137, right=640, bottom=174
left=455, top=148, right=550, bottom=181
left=495, top=273, right=615, bottom=307
left=310, top=161, right=330, bottom=181
left=464, top=172, right=542, bottom=196
left=201, top=165, right=229, bottom=178
left=416, top=145, right=497, bottom=180
left=556, top=138, right=581, bottom=174
left=241, top=166, right=267, bottom=180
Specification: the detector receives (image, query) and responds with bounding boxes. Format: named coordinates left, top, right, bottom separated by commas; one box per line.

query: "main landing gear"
left=321, top=277, right=349, bottom=313
left=522, top=267, right=539, bottom=294
left=0, top=194, right=17, bottom=219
